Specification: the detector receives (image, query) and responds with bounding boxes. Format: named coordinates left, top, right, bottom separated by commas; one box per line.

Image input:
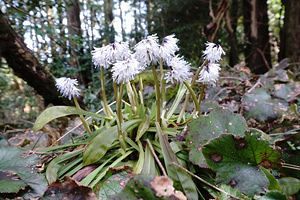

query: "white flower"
left=92, top=42, right=131, bottom=69
left=198, top=63, right=221, bottom=85
left=159, top=34, right=179, bottom=62
left=203, top=42, right=225, bottom=63
left=134, top=34, right=160, bottom=68
left=164, top=56, right=192, bottom=83
left=112, top=57, right=141, bottom=84
left=55, top=77, right=80, bottom=100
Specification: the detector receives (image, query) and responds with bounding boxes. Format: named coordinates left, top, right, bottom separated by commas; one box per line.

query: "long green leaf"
left=46, top=149, right=82, bottom=184
left=83, top=119, right=141, bottom=166
left=155, top=122, right=198, bottom=200
left=33, top=106, right=105, bottom=131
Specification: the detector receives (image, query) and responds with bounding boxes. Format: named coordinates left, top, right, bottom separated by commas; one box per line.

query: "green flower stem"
left=152, top=65, right=161, bottom=125
left=159, top=59, right=166, bottom=112
left=183, top=81, right=200, bottom=114
left=100, top=67, right=113, bottom=117
left=73, top=98, right=92, bottom=135
left=138, top=76, right=144, bottom=106
left=177, top=60, right=208, bottom=122
left=198, top=84, right=206, bottom=112
left=126, top=82, right=137, bottom=113
left=116, top=83, right=127, bottom=150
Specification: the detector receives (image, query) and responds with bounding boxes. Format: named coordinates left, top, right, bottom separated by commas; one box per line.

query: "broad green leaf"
left=46, top=149, right=83, bottom=184
left=83, top=119, right=141, bottom=166
left=242, top=88, right=288, bottom=122
left=0, top=177, right=27, bottom=193
left=202, top=134, right=281, bottom=196
left=110, top=175, right=157, bottom=199
left=257, top=190, right=287, bottom=200
left=156, top=123, right=198, bottom=200
left=212, top=184, right=250, bottom=200
left=261, top=167, right=281, bottom=191
left=187, top=108, right=247, bottom=167
left=98, top=171, right=134, bottom=200
left=279, top=177, right=300, bottom=196
left=0, top=147, right=47, bottom=195
left=33, top=106, right=105, bottom=131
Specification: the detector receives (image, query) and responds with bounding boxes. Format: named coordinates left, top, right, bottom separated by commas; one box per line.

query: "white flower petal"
left=92, top=42, right=131, bottom=69
left=112, top=57, right=141, bottom=84
left=198, top=63, right=221, bottom=85
left=134, top=34, right=160, bottom=68
left=203, top=42, right=225, bottom=63
left=159, top=34, right=179, bottom=63
left=55, top=77, right=80, bottom=100
left=164, top=55, right=192, bottom=83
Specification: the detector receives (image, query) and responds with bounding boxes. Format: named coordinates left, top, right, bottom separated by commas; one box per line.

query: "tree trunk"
left=279, top=0, right=300, bottom=64
left=226, top=0, right=239, bottom=67
left=104, top=0, right=115, bottom=43
left=243, top=0, right=271, bottom=74
left=0, top=11, right=70, bottom=106
left=145, top=0, right=154, bottom=33
left=66, top=0, right=91, bottom=85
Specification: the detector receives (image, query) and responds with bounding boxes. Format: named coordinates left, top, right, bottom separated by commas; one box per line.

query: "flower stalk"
left=73, top=98, right=92, bottom=135
left=116, top=83, right=127, bottom=150
left=152, top=65, right=162, bottom=125
left=100, top=67, right=113, bottom=117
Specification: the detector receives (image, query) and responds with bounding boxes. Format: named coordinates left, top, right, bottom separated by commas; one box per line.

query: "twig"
left=171, top=162, right=239, bottom=199
left=146, top=139, right=167, bottom=176
left=212, top=86, right=235, bottom=100
left=247, top=78, right=261, bottom=93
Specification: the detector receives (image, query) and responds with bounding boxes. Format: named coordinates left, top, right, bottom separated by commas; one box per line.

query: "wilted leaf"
left=242, top=88, right=288, bottom=122
left=42, top=177, right=97, bottom=200
left=0, top=147, right=47, bottom=195
left=202, top=134, right=281, bottom=196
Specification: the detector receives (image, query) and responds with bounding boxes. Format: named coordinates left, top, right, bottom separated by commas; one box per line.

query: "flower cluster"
left=198, top=42, right=225, bottom=85
left=55, top=77, right=80, bottom=100
left=91, top=34, right=192, bottom=84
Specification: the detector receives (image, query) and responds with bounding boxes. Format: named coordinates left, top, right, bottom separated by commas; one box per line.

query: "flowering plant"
left=33, top=34, right=228, bottom=199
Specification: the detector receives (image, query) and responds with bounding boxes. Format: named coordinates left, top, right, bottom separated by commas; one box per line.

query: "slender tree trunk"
left=145, top=0, right=154, bottom=33
left=0, top=12, right=70, bottom=105
left=47, top=5, right=57, bottom=61
left=66, top=0, right=91, bottom=85
left=104, top=0, right=115, bottom=43
left=226, top=0, right=239, bottom=67
left=58, top=0, right=67, bottom=56
left=243, top=0, right=271, bottom=74
left=279, top=0, right=300, bottom=65
left=119, top=0, right=126, bottom=40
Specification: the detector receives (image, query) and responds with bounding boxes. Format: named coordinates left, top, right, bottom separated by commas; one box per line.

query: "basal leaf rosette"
left=202, top=134, right=281, bottom=196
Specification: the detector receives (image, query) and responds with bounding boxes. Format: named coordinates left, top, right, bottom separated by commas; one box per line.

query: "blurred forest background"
left=0, top=0, right=299, bottom=129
